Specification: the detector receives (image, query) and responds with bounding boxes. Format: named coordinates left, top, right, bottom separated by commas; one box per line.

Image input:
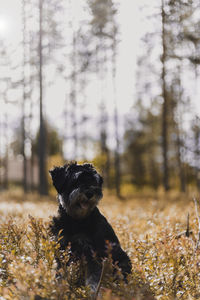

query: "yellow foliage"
left=92, top=153, right=108, bottom=173
left=0, top=191, right=200, bottom=299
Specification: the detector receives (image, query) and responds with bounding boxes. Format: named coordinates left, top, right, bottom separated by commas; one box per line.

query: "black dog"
left=49, top=162, right=131, bottom=293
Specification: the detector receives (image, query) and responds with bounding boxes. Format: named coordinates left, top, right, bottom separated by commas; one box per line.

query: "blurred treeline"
left=0, top=0, right=200, bottom=197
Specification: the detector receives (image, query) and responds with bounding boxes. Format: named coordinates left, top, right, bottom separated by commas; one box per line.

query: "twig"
left=186, top=213, right=190, bottom=237
left=94, top=260, right=105, bottom=300
left=175, top=213, right=192, bottom=239
left=194, top=197, right=200, bottom=250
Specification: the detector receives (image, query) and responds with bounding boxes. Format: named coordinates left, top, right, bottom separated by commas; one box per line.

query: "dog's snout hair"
left=64, top=186, right=102, bottom=219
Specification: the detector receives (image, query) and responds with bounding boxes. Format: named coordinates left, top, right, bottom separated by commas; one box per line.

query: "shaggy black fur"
left=49, top=162, right=131, bottom=293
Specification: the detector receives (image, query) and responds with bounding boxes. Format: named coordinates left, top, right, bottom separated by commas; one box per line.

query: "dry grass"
left=0, top=189, right=200, bottom=299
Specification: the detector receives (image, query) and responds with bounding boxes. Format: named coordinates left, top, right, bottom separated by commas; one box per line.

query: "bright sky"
left=0, top=0, right=20, bottom=38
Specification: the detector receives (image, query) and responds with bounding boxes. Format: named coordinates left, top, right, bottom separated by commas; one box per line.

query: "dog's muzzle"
left=84, top=186, right=102, bottom=199
left=60, top=187, right=102, bottom=219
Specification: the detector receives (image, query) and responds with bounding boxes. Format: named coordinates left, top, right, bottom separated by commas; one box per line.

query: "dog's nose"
left=85, top=191, right=93, bottom=199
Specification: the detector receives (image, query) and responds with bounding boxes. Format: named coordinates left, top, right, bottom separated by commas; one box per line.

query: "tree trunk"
left=112, top=32, right=121, bottom=198
left=4, top=99, right=8, bottom=190
left=176, top=67, right=186, bottom=193
left=95, top=37, right=110, bottom=188
left=176, top=128, right=186, bottom=192
left=38, top=0, right=48, bottom=195
left=161, top=0, right=170, bottom=191
left=22, top=0, right=28, bottom=193
left=0, top=115, right=2, bottom=189
left=70, top=32, right=78, bottom=159
left=194, top=119, right=200, bottom=191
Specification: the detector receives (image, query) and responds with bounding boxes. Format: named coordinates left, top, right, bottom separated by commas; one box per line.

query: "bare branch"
left=94, top=260, right=105, bottom=300
left=194, top=197, right=200, bottom=250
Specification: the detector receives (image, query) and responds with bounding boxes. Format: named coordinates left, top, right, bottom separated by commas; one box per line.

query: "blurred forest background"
left=0, top=0, right=200, bottom=197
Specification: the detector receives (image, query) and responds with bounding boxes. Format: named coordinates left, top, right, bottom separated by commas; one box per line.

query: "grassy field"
left=0, top=189, right=200, bottom=299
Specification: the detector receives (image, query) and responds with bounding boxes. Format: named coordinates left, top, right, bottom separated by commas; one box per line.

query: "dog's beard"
left=59, top=187, right=102, bottom=219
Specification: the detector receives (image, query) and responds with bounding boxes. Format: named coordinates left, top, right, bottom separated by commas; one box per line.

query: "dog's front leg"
left=93, top=212, right=132, bottom=281
left=110, top=244, right=132, bottom=281
left=85, top=258, right=102, bottom=299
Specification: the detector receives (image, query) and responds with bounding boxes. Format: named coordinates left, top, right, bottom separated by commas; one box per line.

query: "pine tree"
left=21, top=0, right=28, bottom=192
left=0, top=41, right=13, bottom=190
left=161, top=0, right=170, bottom=191
left=36, top=0, right=65, bottom=194
left=88, top=0, right=119, bottom=189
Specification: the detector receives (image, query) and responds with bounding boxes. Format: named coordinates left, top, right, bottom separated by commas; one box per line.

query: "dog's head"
left=49, top=162, right=103, bottom=219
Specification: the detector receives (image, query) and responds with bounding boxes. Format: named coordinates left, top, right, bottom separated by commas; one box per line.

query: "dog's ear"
left=98, top=174, right=103, bottom=186
left=83, top=163, right=94, bottom=170
left=49, top=166, right=67, bottom=194
left=83, top=163, right=103, bottom=186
